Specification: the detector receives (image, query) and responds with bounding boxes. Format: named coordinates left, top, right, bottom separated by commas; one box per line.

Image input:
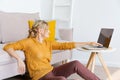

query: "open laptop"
left=82, top=28, right=114, bottom=50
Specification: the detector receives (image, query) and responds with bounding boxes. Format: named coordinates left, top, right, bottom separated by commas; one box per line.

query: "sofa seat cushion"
left=51, top=50, right=72, bottom=64
left=0, top=44, right=25, bottom=65
left=0, top=50, right=25, bottom=66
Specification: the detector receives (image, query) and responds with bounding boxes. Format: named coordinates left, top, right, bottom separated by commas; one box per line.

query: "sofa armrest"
left=59, top=28, right=73, bottom=41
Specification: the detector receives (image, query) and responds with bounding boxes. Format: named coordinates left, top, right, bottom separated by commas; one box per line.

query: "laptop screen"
left=97, top=28, right=114, bottom=48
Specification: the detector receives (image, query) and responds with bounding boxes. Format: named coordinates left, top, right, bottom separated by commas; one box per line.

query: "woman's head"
left=28, top=20, right=49, bottom=39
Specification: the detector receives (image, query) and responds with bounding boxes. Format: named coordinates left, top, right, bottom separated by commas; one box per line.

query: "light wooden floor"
left=4, top=65, right=120, bottom=80
left=68, top=65, right=120, bottom=80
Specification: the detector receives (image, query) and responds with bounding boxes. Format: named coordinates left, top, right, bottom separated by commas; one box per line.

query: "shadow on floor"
left=4, top=73, right=31, bottom=80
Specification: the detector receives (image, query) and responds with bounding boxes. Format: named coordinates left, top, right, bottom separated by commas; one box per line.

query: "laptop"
left=82, top=28, right=114, bottom=50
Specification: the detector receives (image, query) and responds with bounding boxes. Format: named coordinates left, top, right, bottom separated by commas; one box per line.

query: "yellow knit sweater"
left=3, top=38, right=75, bottom=80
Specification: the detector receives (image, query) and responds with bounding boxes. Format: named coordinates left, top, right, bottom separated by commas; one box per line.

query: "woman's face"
left=44, top=25, right=50, bottom=38
left=38, top=25, right=50, bottom=38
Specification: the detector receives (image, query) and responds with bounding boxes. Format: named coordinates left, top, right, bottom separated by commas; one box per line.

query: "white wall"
left=0, top=0, right=41, bottom=13
left=72, top=0, right=120, bottom=67
left=39, top=0, right=53, bottom=20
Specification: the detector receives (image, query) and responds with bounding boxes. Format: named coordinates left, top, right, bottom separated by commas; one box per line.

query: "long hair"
left=28, top=20, right=48, bottom=38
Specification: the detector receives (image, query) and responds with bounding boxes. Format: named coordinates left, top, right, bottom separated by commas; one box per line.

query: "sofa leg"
left=62, top=60, right=68, bottom=64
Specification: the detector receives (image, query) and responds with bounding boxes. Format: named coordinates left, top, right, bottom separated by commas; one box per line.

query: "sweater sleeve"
left=51, top=41, right=75, bottom=50
left=3, top=39, right=26, bottom=51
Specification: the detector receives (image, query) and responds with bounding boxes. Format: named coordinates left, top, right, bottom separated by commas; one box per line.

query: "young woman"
left=3, top=20, right=100, bottom=80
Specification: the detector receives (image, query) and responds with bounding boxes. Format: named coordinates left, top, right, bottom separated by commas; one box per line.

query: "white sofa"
left=0, top=11, right=72, bottom=79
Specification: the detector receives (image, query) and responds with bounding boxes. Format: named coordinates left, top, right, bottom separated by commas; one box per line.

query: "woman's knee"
left=72, top=60, right=81, bottom=65
left=71, top=60, right=84, bottom=68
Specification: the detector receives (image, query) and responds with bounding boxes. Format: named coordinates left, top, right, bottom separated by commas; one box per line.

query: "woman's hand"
left=17, top=59, right=26, bottom=74
left=75, top=42, right=103, bottom=48
left=3, top=48, right=26, bottom=74
left=88, top=42, right=102, bottom=46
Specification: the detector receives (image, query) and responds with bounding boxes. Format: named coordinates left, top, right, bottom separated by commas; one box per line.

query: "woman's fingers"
left=90, top=42, right=103, bottom=46
left=17, top=60, right=26, bottom=74
left=19, top=66, right=25, bottom=74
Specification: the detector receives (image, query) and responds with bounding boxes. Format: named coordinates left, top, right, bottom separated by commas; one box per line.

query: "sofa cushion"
left=0, top=11, right=4, bottom=43
left=51, top=50, right=72, bottom=64
left=59, top=28, right=73, bottom=41
left=0, top=12, right=40, bottom=43
left=0, top=44, right=25, bottom=65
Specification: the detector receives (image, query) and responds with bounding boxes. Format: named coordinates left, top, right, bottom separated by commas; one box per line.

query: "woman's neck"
left=36, top=35, right=44, bottom=43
